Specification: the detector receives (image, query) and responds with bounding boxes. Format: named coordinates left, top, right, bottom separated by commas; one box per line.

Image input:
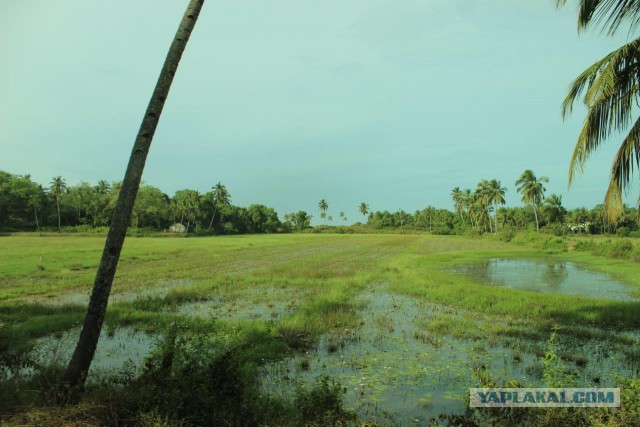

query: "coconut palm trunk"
left=60, top=0, right=205, bottom=391
left=207, top=206, right=217, bottom=230
left=533, top=204, right=540, bottom=233
left=34, top=205, right=41, bottom=234
left=56, top=198, right=61, bottom=233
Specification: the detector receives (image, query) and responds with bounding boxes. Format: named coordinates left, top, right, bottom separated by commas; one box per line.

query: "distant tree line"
left=446, top=170, right=638, bottom=236
left=2, top=169, right=638, bottom=236
left=362, top=170, right=638, bottom=236
left=0, top=171, right=289, bottom=234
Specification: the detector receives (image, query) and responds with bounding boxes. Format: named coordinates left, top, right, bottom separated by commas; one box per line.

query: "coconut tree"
left=28, top=190, right=44, bottom=234
left=557, top=0, right=640, bottom=221
left=475, top=180, right=494, bottom=233
left=358, top=202, right=369, bottom=228
left=60, top=0, right=205, bottom=391
left=451, top=187, right=465, bottom=225
left=543, top=194, right=567, bottom=224
left=339, top=211, right=346, bottom=224
left=515, top=170, right=548, bottom=232
left=318, top=199, right=328, bottom=225
left=472, top=186, right=492, bottom=232
left=487, top=179, right=507, bottom=232
left=207, top=182, right=231, bottom=230
left=50, top=176, right=67, bottom=233
left=95, top=180, right=111, bottom=195
left=468, top=194, right=490, bottom=232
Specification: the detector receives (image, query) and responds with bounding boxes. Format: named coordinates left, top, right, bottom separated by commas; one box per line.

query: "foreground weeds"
left=1, top=323, right=356, bottom=426
left=2, top=233, right=640, bottom=425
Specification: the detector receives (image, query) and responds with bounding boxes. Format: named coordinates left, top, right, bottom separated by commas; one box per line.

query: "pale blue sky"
left=1, top=1, right=637, bottom=223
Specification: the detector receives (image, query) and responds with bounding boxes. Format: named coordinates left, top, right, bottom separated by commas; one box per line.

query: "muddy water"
left=260, top=288, right=638, bottom=424
left=30, top=279, right=640, bottom=422
left=454, top=259, right=636, bottom=300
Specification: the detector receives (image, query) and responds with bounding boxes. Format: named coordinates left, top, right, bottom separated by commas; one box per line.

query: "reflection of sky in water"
left=260, top=290, right=636, bottom=424
left=455, top=259, right=635, bottom=301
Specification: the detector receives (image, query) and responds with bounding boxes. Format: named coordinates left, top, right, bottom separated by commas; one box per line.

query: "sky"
left=1, top=0, right=638, bottom=224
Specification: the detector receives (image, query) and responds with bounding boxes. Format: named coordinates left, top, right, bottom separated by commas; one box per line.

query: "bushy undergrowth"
left=510, top=231, right=567, bottom=252
left=0, top=324, right=355, bottom=426
left=504, top=231, right=640, bottom=262
left=574, top=238, right=640, bottom=261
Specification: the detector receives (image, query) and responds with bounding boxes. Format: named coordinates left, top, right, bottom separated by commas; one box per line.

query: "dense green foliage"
left=3, top=169, right=639, bottom=237
left=0, top=171, right=288, bottom=235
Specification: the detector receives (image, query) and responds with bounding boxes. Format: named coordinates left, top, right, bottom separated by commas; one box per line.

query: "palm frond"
left=610, top=115, right=640, bottom=192
left=565, top=38, right=640, bottom=184
left=604, top=179, right=625, bottom=221
left=557, top=0, right=640, bottom=35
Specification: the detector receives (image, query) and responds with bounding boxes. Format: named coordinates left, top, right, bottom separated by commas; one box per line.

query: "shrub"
left=293, top=375, right=354, bottom=426
left=617, top=226, right=631, bottom=237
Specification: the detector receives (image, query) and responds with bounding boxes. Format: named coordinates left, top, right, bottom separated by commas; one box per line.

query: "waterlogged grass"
left=1, top=233, right=640, bottom=423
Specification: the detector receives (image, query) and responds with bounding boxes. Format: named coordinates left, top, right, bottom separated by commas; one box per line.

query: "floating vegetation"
left=260, top=286, right=640, bottom=424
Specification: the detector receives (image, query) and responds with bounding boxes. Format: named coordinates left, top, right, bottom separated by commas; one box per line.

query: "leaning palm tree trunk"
left=60, top=0, right=205, bottom=391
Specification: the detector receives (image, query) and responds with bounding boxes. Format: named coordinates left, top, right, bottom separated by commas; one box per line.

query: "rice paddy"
left=1, top=233, right=639, bottom=422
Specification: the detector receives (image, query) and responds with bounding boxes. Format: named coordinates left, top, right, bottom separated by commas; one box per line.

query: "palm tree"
left=60, top=0, right=205, bottom=391
left=487, top=179, right=507, bottom=232
left=207, top=182, right=231, bottom=230
left=454, top=188, right=473, bottom=228
left=451, top=187, right=465, bottom=225
left=318, top=199, right=328, bottom=225
left=50, top=176, right=67, bottom=233
left=358, top=202, right=369, bottom=228
left=543, top=194, right=567, bottom=224
left=424, top=205, right=437, bottom=231
left=339, top=211, right=346, bottom=224
left=557, top=0, right=640, bottom=221
left=28, top=191, right=43, bottom=234
left=515, top=170, right=548, bottom=233
left=472, top=186, right=492, bottom=232
left=95, top=180, right=111, bottom=195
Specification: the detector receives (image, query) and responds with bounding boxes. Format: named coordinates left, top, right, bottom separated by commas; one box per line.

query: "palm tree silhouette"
left=516, top=170, right=548, bottom=233
left=208, top=182, right=231, bottom=230
left=50, top=176, right=67, bottom=233
left=358, top=202, right=369, bottom=229
left=318, top=199, right=328, bottom=225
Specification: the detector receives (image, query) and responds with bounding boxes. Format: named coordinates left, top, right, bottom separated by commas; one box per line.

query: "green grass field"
left=2, top=233, right=640, bottom=425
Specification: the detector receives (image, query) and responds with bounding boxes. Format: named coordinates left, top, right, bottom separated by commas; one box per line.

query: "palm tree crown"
left=515, top=170, right=548, bottom=232
left=318, top=199, right=328, bottom=225
left=206, top=182, right=231, bottom=231
left=558, top=0, right=640, bottom=220
left=50, top=176, right=67, bottom=199
left=212, top=182, right=231, bottom=208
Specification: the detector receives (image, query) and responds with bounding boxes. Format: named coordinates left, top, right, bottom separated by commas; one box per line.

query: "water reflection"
left=456, top=259, right=634, bottom=301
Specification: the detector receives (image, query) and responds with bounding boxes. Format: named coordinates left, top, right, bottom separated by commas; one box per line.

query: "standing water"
left=454, top=259, right=636, bottom=300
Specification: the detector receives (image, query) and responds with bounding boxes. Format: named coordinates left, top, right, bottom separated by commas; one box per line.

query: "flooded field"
left=259, top=286, right=639, bottom=424
left=4, top=235, right=640, bottom=424
left=35, top=326, right=156, bottom=377
left=453, top=258, right=636, bottom=300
